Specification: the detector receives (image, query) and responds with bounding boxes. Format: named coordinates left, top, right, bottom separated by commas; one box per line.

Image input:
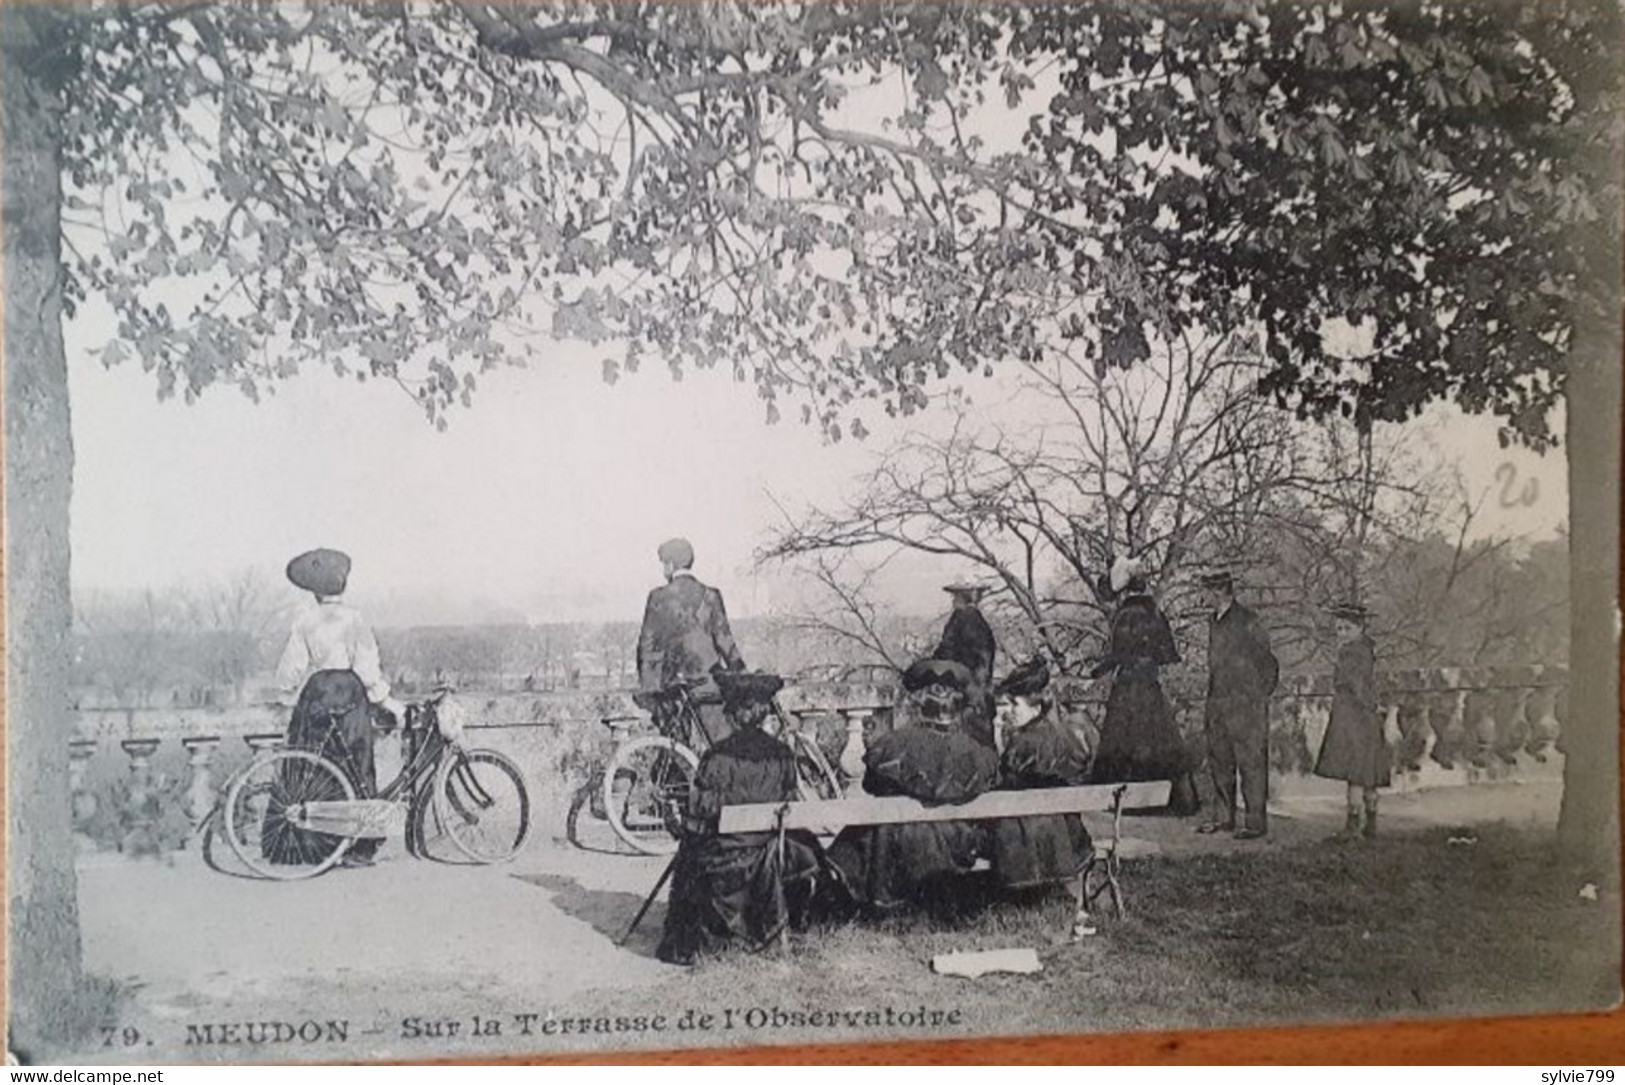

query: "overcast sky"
left=60, top=31, right=1570, bottom=628
left=66, top=319, right=1569, bottom=627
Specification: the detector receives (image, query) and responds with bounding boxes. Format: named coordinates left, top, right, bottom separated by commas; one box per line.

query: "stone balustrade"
left=66, top=666, right=1568, bottom=856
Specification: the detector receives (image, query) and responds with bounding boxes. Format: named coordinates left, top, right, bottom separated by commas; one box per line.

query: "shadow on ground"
left=514, top=871, right=668, bottom=960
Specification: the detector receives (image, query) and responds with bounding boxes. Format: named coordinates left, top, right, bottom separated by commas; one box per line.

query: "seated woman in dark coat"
left=1089, top=561, right=1200, bottom=816
left=827, top=658, right=1000, bottom=912
left=657, top=672, right=825, bottom=966
left=987, top=658, right=1094, bottom=893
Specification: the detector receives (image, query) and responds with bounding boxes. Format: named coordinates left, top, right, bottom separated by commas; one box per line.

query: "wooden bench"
left=719, top=780, right=1173, bottom=928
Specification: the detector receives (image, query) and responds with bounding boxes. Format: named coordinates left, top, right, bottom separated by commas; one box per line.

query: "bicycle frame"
left=280, top=695, right=458, bottom=841
left=380, top=705, right=454, bottom=802
left=641, top=686, right=713, bottom=750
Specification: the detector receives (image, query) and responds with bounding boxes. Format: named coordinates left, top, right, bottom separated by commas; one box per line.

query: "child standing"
left=1314, top=602, right=1389, bottom=840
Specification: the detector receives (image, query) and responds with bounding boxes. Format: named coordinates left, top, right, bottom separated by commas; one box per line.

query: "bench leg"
left=1106, top=860, right=1124, bottom=920
left=1081, top=851, right=1125, bottom=923
left=1069, top=868, right=1097, bottom=941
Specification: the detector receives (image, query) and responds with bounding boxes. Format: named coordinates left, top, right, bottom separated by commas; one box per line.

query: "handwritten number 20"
left=1495, top=462, right=1539, bottom=509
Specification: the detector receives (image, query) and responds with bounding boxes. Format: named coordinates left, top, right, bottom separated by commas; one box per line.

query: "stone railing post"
left=1287, top=688, right=1311, bottom=775
left=69, top=738, right=100, bottom=853
left=119, top=738, right=163, bottom=857
left=242, top=733, right=286, bottom=833
left=181, top=736, right=222, bottom=834
left=789, top=710, right=843, bottom=798
left=244, top=733, right=285, bottom=758
left=838, top=709, right=871, bottom=786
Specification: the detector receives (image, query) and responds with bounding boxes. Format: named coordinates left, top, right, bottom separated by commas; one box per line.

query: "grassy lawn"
left=55, top=823, right=1620, bottom=1063
left=672, top=824, right=1621, bottom=1042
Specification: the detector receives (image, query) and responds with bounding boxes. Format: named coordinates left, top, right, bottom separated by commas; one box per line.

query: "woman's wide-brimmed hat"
left=1327, top=601, right=1369, bottom=622
left=988, top=656, right=1053, bottom=698
left=996, top=657, right=1051, bottom=699
left=714, top=670, right=785, bottom=708
left=902, top=657, right=974, bottom=693
left=286, top=548, right=351, bottom=596
left=942, top=582, right=989, bottom=601
left=1198, top=571, right=1235, bottom=591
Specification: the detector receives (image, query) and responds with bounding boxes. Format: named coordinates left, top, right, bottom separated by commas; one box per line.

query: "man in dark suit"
left=934, top=583, right=998, bottom=748
left=636, top=538, right=745, bottom=743
left=1198, top=571, right=1279, bottom=840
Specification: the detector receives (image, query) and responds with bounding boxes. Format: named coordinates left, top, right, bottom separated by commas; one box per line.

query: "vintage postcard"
left=3, top=0, right=1621, bottom=1066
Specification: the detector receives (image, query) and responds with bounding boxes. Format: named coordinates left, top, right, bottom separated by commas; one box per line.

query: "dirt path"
left=69, top=771, right=1565, bottom=1063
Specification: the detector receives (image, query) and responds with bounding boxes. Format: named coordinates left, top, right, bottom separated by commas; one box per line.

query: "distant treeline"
left=68, top=612, right=922, bottom=707
left=72, top=531, right=1567, bottom=708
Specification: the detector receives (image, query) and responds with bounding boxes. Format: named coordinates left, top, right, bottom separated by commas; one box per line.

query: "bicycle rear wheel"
left=222, top=749, right=356, bottom=879
left=790, top=731, right=845, bottom=801
left=433, top=749, right=532, bottom=864
left=601, top=735, right=699, bottom=856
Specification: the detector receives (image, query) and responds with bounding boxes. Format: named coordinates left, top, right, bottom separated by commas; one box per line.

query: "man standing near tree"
left=1197, top=571, right=1279, bottom=840
left=636, top=538, right=746, bottom=743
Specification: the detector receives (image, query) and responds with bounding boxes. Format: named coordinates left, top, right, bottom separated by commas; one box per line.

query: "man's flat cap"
left=658, top=538, right=695, bottom=568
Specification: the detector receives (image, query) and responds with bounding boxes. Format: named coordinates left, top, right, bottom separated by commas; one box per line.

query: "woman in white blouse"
left=272, top=548, right=404, bottom=867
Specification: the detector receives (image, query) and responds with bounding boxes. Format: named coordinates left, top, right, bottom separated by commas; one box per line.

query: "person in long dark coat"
left=636, top=537, right=746, bottom=745
left=657, top=672, right=824, bottom=965
left=827, top=658, right=1000, bottom=912
left=1314, top=604, right=1389, bottom=840
left=987, top=659, right=1094, bottom=893
left=1089, top=566, right=1200, bottom=816
left=934, top=584, right=998, bottom=749
left=1198, top=571, right=1280, bottom=839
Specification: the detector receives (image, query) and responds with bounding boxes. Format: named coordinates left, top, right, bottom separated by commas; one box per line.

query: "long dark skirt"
left=985, top=814, right=1093, bottom=890
left=268, top=670, right=379, bottom=864
left=657, top=829, right=823, bottom=965
left=826, top=820, right=985, bottom=911
left=1092, top=674, right=1200, bottom=815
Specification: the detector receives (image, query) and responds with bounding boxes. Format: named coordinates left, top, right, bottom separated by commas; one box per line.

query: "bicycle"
left=207, top=687, right=531, bottom=880
left=578, top=678, right=844, bottom=857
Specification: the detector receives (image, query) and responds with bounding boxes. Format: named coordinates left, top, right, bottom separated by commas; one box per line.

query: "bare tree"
left=761, top=327, right=1316, bottom=669
left=1248, top=418, right=1493, bottom=671
left=779, top=552, right=919, bottom=676
left=180, top=569, right=292, bottom=701
left=760, top=324, right=1501, bottom=681
left=72, top=589, right=184, bottom=708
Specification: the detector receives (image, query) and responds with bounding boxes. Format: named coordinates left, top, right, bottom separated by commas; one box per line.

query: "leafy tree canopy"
left=29, top=0, right=1619, bottom=448
left=1006, top=0, right=1622, bottom=449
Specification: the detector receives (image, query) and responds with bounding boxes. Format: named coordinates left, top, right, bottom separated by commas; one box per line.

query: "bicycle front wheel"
left=601, top=735, right=699, bottom=856
left=433, top=749, right=532, bottom=864
left=222, top=749, right=356, bottom=880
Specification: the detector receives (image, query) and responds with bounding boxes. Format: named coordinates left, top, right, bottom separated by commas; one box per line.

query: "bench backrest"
left=717, top=781, right=1173, bottom=834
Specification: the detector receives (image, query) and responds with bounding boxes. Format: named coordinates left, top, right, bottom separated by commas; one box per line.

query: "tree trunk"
left=1557, top=311, right=1623, bottom=880
left=1554, top=1, right=1625, bottom=882
left=2, top=7, right=82, bottom=1059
